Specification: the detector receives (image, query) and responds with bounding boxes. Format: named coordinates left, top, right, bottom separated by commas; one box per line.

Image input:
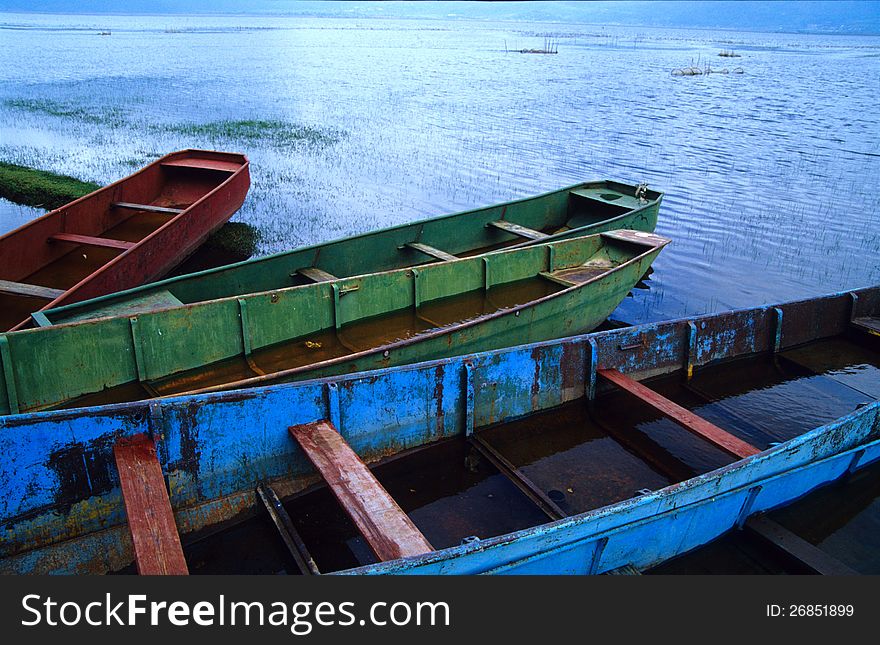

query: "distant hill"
left=1, top=1, right=878, bottom=36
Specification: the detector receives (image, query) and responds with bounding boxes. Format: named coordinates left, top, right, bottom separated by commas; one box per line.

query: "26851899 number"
left=767, top=604, right=854, bottom=617
left=790, top=605, right=853, bottom=617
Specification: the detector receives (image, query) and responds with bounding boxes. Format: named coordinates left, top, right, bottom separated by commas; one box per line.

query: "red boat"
left=0, top=149, right=250, bottom=331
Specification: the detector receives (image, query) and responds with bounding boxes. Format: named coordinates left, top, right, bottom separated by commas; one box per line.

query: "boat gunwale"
left=40, top=179, right=663, bottom=324
left=2, top=149, right=250, bottom=331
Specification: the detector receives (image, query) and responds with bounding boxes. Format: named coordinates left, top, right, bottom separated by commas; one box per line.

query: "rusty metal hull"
left=0, top=230, right=668, bottom=415
left=39, top=180, right=662, bottom=326
left=0, top=149, right=250, bottom=331
left=0, top=286, right=877, bottom=574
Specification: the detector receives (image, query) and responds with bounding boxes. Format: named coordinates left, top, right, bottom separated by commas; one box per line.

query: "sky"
left=0, top=1, right=878, bottom=35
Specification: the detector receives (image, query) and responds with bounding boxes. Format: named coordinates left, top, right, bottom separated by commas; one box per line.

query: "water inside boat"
left=135, top=332, right=879, bottom=575
left=63, top=276, right=569, bottom=408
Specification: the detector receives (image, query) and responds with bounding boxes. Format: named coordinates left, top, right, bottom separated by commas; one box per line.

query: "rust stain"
left=530, top=346, right=542, bottom=409
left=46, top=430, right=125, bottom=514
left=560, top=341, right=580, bottom=395
left=433, top=365, right=445, bottom=437
left=167, top=402, right=201, bottom=479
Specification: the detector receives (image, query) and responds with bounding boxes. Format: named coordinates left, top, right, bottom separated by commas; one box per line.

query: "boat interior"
left=0, top=154, right=243, bottom=330
left=51, top=232, right=659, bottom=411
left=43, top=181, right=661, bottom=325
left=161, top=326, right=880, bottom=575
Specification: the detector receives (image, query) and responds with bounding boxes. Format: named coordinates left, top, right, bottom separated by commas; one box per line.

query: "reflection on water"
left=0, top=12, right=878, bottom=324
left=0, top=197, right=42, bottom=232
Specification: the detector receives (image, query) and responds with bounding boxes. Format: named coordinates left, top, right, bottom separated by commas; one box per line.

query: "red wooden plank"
left=114, top=434, right=188, bottom=575
left=49, top=233, right=135, bottom=251
left=289, top=420, right=433, bottom=561
left=598, top=368, right=761, bottom=459
left=161, top=158, right=241, bottom=172
left=112, top=202, right=184, bottom=215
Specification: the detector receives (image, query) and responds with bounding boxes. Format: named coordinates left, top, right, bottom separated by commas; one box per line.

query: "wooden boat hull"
left=0, top=230, right=668, bottom=414
left=0, top=149, right=250, bottom=331
left=0, top=286, right=877, bottom=574
left=40, top=180, right=662, bottom=326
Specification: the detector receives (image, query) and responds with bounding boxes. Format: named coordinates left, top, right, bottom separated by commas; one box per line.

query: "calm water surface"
left=1, top=12, right=878, bottom=324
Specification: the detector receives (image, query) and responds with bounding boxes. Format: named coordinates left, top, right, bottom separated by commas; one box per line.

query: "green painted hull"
left=0, top=230, right=668, bottom=415
left=41, top=180, right=662, bottom=325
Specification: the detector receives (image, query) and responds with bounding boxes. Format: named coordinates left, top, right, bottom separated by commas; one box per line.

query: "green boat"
left=0, top=230, right=668, bottom=415
left=38, top=180, right=662, bottom=326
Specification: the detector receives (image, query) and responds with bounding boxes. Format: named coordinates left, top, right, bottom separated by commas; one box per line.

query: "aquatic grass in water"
left=163, top=120, right=344, bottom=149
left=0, top=161, right=100, bottom=209
left=4, top=98, right=128, bottom=128
left=4, top=101, right=343, bottom=150
left=203, top=221, right=261, bottom=258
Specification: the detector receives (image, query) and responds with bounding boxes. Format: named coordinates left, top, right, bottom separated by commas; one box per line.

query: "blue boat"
left=1, top=286, right=878, bottom=575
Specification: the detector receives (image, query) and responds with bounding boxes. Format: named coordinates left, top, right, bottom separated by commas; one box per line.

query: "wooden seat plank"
left=598, top=368, right=760, bottom=459
left=160, top=158, right=241, bottom=173
left=112, top=202, right=184, bottom=215
left=404, top=242, right=458, bottom=262
left=289, top=420, right=433, bottom=561
left=296, top=267, right=338, bottom=283
left=114, top=434, right=188, bottom=575
left=49, top=233, right=135, bottom=251
left=0, top=278, right=64, bottom=300
left=488, top=220, right=548, bottom=240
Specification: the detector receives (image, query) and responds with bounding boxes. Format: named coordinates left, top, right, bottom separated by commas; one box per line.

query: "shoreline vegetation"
left=0, top=161, right=100, bottom=209
left=0, top=160, right=259, bottom=260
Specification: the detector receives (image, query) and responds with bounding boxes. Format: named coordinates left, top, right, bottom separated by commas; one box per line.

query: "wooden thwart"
left=404, top=242, right=458, bottom=262
left=113, top=434, right=188, bottom=575
left=488, top=220, right=548, bottom=240
left=49, top=233, right=135, bottom=251
left=289, top=420, right=433, bottom=561
left=112, top=202, right=184, bottom=215
left=160, top=158, right=241, bottom=173
left=0, top=278, right=64, bottom=300
left=296, top=267, right=338, bottom=283
left=598, top=368, right=760, bottom=459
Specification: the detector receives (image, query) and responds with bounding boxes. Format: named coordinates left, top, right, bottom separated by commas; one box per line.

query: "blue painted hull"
left=1, top=286, right=878, bottom=574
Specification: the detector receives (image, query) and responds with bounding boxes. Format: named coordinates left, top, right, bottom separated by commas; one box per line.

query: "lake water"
left=0, top=12, right=878, bottom=324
